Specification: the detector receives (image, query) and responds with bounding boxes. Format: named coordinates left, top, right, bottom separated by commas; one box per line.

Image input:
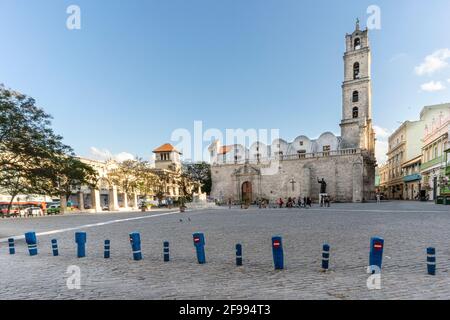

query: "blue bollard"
left=104, top=240, right=110, bottom=259
left=193, top=233, right=206, bottom=264
left=236, top=244, right=243, bottom=266
left=322, top=244, right=330, bottom=270
left=8, top=238, right=15, bottom=255
left=129, top=232, right=142, bottom=261
left=369, top=237, right=384, bottom=274
left=427, top=247, right=436, bottom=276
left=25, top=232, right=38, bottom=256
left=272, top=236, right=284, bottom=270
left=163, top=241, right=170, bottom=262
left=51, top=239, right=59, bottom=256
left=75, top=232, right=87, bottom=258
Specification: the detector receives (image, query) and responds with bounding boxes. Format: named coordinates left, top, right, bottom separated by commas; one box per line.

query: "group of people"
left=276, top=197, right=312, bottom=208
left=227, top=195, right=332, bottom=209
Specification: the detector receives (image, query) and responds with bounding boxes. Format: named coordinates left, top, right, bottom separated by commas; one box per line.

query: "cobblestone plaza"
left=0, top=201, right=449, bottom=300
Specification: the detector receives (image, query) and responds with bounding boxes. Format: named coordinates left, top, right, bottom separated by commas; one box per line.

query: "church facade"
left=209, top=22, right=376, bottom=203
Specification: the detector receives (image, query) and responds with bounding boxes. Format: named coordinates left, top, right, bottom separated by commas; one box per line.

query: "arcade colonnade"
left=64, top=186, right=140, bottom=213
left=72, top=158, right=141, bottom=213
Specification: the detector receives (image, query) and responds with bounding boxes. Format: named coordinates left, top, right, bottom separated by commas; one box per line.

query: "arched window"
left=352, top=107, right=359, bottom=118
left=352, top=91, right=359, bottom=102
left=353, top=62, right=360, bottom=79
left=354, top=38, right=361, bottom=50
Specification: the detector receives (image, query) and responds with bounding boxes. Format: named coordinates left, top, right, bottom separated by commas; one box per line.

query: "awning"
left=403, top=174, right=421, bottom=182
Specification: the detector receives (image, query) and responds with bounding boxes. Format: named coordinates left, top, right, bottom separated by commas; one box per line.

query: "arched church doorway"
left=241, top=181, right=253, bottom=204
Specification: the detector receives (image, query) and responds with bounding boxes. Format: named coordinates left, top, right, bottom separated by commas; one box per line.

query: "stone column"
left=78, top=192, right=84, bottom=212
left=122, top=192, right=128, bottom=210
left=132, top=193, right=139, bottom=209
left=91, top=189, right=102, bottom=213
left=109, top=186, right=119, bottom=211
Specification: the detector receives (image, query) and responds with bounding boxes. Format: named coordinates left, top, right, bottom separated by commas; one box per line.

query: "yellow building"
left=384, top=120, right=423, bottom=199
left=152, top=143, right=202, bottom=201
left=380, top=103, right=450, bottom=200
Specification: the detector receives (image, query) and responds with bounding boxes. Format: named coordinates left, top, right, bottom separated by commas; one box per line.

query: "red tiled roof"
left=217, top=145, right=232, bottom=155
left=153, top=143, right=180, bottom=153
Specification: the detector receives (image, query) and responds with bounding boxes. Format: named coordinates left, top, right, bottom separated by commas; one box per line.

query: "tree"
left=106, top=158, right=172, bottom=205
left=0, top=84, right=71, bottom=165
left=182, top=162, right=211, bottom=194
left=0, top=163, right=38, bottom=215
left=108, top=159, right=140, bottom=196
left=0, top=84, right=95, bottom=213
left=150, top=170, right=170, bottom=202
left=44, top=156, right=98, bottom=213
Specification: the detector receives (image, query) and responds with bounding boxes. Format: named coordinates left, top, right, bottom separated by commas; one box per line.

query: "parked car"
left=1, top=206, right=20, bottom=217
left=2, top=210, right=20, bottom=218
left=47, top=204, right=60, bottom=215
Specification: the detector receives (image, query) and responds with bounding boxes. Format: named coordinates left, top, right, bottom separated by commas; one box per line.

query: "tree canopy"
left=0, top=84, right=96, bottom=213
left=182, top=162, right=211, bottom=194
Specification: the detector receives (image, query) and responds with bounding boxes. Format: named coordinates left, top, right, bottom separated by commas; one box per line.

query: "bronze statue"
left=318, top=178, right=327, bottom=194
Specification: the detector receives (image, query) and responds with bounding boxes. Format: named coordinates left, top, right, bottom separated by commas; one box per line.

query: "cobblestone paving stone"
left=0, top=201, right=449, bottom=300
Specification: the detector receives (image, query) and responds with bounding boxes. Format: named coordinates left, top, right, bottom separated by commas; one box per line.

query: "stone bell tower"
left=340, top=19, right=375, bottom=156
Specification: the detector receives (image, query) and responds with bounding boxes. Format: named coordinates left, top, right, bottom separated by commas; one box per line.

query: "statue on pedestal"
left=318, top=178, right=328, bottom=207
left=318, top=178, right=327, bottom=194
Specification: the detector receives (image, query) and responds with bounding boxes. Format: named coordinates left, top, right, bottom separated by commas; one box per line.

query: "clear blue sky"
left=1, top=0, right=450, bottom=163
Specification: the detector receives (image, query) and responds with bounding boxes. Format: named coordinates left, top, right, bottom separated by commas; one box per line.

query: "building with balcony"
left=378, top=163, right=389, bottom=196
left=420, top=104, right=450, bottom=200
left=379, top=104, right=449, bottom=200
left=384, top=120, right=423, bottom=199
left=443, top=141, right=450, bottom=196
left=402, top=155, right=421, bottom=200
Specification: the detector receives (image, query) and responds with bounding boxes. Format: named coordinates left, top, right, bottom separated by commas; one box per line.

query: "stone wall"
left=211, top=152, right=375, bottom=203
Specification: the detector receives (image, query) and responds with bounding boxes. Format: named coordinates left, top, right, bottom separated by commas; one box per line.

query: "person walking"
left=261, top=199, right=267, bottom=208
left=278, top=198, right=284, bottom=208
left=307, top=197, right=312, bottom=208
left=325, top=196, right=331, bottom=207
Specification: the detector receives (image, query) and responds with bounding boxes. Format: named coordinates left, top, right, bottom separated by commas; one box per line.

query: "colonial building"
left=379, top=103, right=450, bottom=200
left=378, top=163, right=388, bottom=195
left=382, top=120, right=423, bottom=199
left=420, top=104, right=450, bottom=200
left=1, top=143, right=202, bottom=213
left=152, top=143, right=202, bottom=200
left=70, top=157, right=135, bottom=212
left=68, top=144, right=202, bottom=211
left=444, top=138, right=450, bottom=197
left=209, top=22, right=376, bottom=203
left=402, top=155, right=422, bottom=200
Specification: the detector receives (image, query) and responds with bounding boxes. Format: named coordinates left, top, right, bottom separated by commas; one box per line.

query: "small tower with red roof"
left=153, top=143, right=182, bottom=171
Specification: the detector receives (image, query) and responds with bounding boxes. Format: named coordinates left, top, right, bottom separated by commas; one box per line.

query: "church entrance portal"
left=241, top=181, right=252, bottom=204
